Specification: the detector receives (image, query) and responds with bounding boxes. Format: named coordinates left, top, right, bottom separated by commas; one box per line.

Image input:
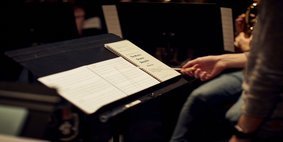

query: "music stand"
left=5, top=33, right=194, bottom=142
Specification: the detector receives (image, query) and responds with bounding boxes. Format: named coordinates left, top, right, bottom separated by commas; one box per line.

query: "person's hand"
left=235, top=14, right=246, bottom=35
left=229, top=135, right=251, bottom=142
left=234, top=32, right=252, bottom=52
left=181, top=55, right=226, bottom=81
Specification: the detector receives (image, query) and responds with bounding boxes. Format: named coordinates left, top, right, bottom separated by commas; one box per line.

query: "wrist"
left=219, top=53, right=247, bottom=69
left=218, top=54, right=229, bottom=69
left=233, top=125, right=256, bottom=139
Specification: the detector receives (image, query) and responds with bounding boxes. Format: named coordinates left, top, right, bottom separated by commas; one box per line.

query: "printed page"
left=38, top=66, right=128, bottom=114
left=87, top=57, right=159, bottom=95
left=105, top=40, right=181, bottom=82
left=38, top=57, right=159, bottom=114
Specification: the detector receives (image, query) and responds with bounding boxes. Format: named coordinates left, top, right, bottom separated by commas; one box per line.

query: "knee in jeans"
left=186, top=90, right=208, bottom=107
left=190, top=89, right=211, bottom=103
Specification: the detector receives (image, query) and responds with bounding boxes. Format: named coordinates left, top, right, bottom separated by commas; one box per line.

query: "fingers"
left=234, top=32, right=251, bottom=52
left=181, top=67, right=196, bottom=73
left=180, top=56, right=215, bottom=81
left=182, top=58, right=199, bottom=69
left=236, top=14, right=246, bottom=22
left=235, top=14, right=246, bottom=34
left=181, top=64, right=198, bottom=76
left=194, top=68, right=209, bottom=81
left=181, top=66, right=210, bottom=81
left=181, top=62, right=209, bottom=81
left=193, top=68, right=201, bottom=78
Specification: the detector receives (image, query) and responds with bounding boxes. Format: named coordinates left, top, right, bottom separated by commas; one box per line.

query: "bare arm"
left=181, top=53, right=247, bottom=81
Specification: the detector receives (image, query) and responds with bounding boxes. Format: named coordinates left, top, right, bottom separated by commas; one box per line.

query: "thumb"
left=182, top=59, right=199, bottom=68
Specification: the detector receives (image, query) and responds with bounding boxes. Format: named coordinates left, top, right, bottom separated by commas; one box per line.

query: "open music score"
left=38, top=40, right=181, bottom=114
left=38, top=57, right=159, bottom=114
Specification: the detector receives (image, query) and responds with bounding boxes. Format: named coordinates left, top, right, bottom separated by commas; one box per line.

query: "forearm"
left=219, top=53, right=247, bottom=69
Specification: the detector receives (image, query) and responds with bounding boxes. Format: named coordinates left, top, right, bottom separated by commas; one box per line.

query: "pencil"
left=173, top=67, right=195, bottom=72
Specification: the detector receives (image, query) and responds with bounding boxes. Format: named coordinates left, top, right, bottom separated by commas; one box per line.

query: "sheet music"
left=221, top=7, right=235, bottom=52
left=87, top=57, right=159, bottom=95
left=105, top=40, right=181, bottom=82
left=38, top=57, right=159, bottom=114
left=102, top=5, right=123, bottom=37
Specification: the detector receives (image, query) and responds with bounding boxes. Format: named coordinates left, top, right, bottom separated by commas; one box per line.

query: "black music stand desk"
left=6, top=33, right=194, bottom=141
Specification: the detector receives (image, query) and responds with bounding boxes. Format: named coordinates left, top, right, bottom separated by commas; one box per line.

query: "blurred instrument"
left=244, top=2, right=258, bottom=37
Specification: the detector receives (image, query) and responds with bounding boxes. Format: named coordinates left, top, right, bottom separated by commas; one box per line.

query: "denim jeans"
left=170, top=71, right=244, bottom=142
